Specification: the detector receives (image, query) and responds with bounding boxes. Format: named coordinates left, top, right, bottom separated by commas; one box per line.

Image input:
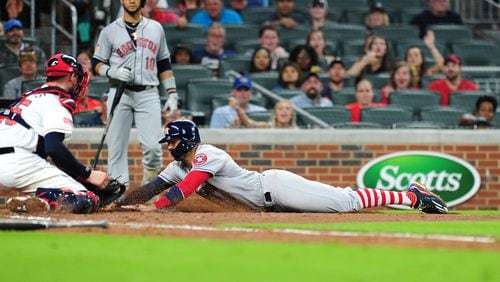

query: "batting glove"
left=163, top=92, right=178, bottom=116
left=107, top=67, right=133, bottom=82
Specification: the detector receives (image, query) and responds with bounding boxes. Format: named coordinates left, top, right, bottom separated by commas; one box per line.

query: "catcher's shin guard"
left=35, top=188, right=99, bottom=214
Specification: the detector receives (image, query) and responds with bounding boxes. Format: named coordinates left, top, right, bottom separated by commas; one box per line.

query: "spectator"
left=190, top=0, right=243, bottom=30
left=210, top=76, right=266, bottom=128
left=404, top=30, right=445, bottom=87
left=175, top=0, right=204, bottom=17
left=193, top=23, right=237, bottom=77
left=459, top=95, right=497, bottom=129
left=172, top=45, right=195, bottom=64
left=257, top=24, right=289, bottom=70
left=410, top=0, right=463, bottom=37
left=2, top=48, right=43, bottom=99
left=366, top=1, right=390, bottom=31
left=235, top=99, right=298, bottom=128
left=263, top=0, right=305, bottom=29
left=428, top=54, right=479, bottom=105
left=380, top=61, right=418, bottom=104
left=249, top=47, right=272, bottom=73
left=306, top=29, right=335, bottom=71
left=288, top=44, right=320, bottom=74
left=321, top=58, right=347, bottom=100
left=0, top=19, right=47, bottom=67
left=347, top=35, right=394, bottom=78
left=75, top=49, right=107, bottom=125
left=346, top=79, right=385, bottom=122
left=290, top=72, right=333, bottom=108
left=309, top=0, right=333, bottom=31
left=228, top=0, right=248, bottom=14
left=246, top=0, right=270, bottom=8
left=0, top=22, right=4, bottom=36
left=274, top=61, right=303, bottom=91
left=142, top=0, right=188, bottom=28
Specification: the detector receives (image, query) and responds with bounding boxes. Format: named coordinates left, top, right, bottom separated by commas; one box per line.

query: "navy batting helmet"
left=160, top=120, right=201, bottom=160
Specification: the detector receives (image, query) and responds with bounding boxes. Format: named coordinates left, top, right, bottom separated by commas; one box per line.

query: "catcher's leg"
left=35, top=188, right=99, bottom=214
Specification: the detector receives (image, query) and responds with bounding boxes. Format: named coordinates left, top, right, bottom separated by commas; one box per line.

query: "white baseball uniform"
left=159, top=144, right=363, bottom=212
left=0, top=88, right=86, bottom=193
left=94, top=16, right=169, bottom=183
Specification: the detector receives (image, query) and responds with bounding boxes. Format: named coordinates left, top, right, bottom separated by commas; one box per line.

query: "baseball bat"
left=92, top=75, right=128, bottom=169
left=0, top=219, right=109, bottom=231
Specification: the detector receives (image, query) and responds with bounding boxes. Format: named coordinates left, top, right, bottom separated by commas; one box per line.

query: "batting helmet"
left=159, top=120, right=201, bottom=160
left=46, top=53, right=90, bottom=100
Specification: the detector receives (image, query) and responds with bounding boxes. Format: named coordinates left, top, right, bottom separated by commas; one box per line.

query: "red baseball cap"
left=444, top=54, right=462, bottom=65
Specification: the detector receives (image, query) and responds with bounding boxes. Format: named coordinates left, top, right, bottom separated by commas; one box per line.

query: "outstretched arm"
left=115, top=177, right=170, bottom=206
left=154, top=171, right=212, bottom=208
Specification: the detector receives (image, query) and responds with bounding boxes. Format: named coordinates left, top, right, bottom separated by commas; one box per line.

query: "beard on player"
left=123, top=2, right=142, bottom=16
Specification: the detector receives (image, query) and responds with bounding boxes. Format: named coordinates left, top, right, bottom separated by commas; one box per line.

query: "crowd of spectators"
left=0, top=0, right=498, bottom=129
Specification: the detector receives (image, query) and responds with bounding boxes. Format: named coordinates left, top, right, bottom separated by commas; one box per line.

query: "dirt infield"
left=1, top=194, right=499, bottom=251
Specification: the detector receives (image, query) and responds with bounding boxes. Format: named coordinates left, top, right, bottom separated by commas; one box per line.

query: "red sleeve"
left=176, top=170, right=211, bottom=198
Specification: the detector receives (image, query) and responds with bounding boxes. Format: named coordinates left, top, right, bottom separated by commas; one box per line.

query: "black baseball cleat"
left=407, top=182, right=448, bottom=214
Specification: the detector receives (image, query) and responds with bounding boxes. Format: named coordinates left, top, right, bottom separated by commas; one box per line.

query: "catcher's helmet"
left=159, top=120, right=201, bottom=160
left=46, top=53, right=90, bottom=100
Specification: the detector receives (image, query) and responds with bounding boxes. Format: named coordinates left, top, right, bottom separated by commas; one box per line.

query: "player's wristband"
left=154, top=185, right=184, bottom=208
left=98, top=65, right=110, bottom=78
left=161, top=77, right=177, bottom=95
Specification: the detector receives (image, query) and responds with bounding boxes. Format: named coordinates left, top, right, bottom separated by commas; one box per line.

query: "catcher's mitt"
left=85, top=178, right=127, bottom=207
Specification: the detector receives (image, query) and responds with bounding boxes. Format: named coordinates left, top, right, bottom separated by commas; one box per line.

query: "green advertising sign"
left=357, top=151, right=480, bottom=208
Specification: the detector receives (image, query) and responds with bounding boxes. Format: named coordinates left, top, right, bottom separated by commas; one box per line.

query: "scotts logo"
left=357, top=151, right=480, bottom=208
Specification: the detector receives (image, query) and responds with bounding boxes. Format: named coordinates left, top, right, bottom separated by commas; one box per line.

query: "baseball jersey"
left=158, top=144, right=265, bottom=208
left=0, top=87, right=73, bottom=152
left=93, top=17, right=170, bottom=86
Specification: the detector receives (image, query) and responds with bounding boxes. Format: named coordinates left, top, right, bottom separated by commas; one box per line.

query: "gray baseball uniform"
left=94, top=17, right=170, bottom=184
left=158, top=144, right=363, bottom=212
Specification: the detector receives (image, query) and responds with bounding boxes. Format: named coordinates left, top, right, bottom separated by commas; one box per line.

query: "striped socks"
left=354, top=188, right=417, bottom=209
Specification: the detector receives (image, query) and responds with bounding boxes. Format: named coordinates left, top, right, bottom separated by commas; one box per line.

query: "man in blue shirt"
left=191, top=0, right=243, bottom=30
left=210, top=76, right=266, bottom=128
left=291, top=72, right=333, bottom=108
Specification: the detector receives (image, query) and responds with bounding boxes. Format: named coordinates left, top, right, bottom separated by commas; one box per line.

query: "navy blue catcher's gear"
left=35, top=188, right=99, bottom=214
left=159, top=120, right=201, bottom=160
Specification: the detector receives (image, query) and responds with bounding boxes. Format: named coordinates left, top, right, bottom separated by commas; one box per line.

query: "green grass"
left=0, top=232, right=498, bottom=282
left=381, top=210, right=500, bottom=216
left=223, top=221, right=500, bottom=239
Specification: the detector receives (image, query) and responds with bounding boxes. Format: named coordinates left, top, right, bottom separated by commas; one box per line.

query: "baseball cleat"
left=407, top=182, right=448, bottom=214
left=6, top=196, right=50, bottom=213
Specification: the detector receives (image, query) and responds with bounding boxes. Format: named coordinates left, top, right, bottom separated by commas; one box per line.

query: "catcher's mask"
left=159, top=120, right=201, bottom=160
left=46, top=53, right=89, bottom=101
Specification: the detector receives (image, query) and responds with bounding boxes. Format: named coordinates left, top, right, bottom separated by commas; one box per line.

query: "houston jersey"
left=158, top=144, right=265, bottom=208
left=0, top=89, right=73, bottom=152
left=93, top=17, right=170, bottom=86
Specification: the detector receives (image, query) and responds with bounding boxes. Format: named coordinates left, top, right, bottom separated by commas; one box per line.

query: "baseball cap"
left=5, top=19, right=23, bottom=32
left=370, top=2, right=386, bottom=13
left=329, top=57, right=345, bottom=68
left=301, top=72, right=321, bottom=85
left=444, top=54, right=462, bottom=65
left=311, top=0, right=328, bottom=9
left=233, top=76, right=252, bottom=89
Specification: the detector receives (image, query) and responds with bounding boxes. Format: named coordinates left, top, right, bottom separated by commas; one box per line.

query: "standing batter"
left=0, top=53, right=110, bottom=214
left=93, top=0, right=179, bottom=185
left=117, top=120, right=448, bottom=214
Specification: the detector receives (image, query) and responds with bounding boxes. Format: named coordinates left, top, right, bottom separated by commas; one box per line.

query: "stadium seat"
left=389, top=90, right=441, bottom=119
left=241, top=7, right=274, bottom=24
left=449, top=91, right=491, bottom=112
left=363, top=73, right=390, bottom=89
left=88, top=79, right=110, bottom=100
left=452, top=41, right=500, bottom=66
left=251, top=72, right=279, bottom=90
left=342, top=8, right=370, bottom=25
left=270, top=89, right=302, bottom=107
left=186, top=78, right=233, bottom=117
left=219, top=56, right=252, bottom=77
left=301, top=106, right=352, bottom=126
left=224, top=24, right=260, bottom=49
left=371, top=25, right=420, bottom=43
left=331, top=121, right=384, bottom=129
left=172, top=64, right=212, bottom=102
left=0, top=66, right=21, bottom=97
left=493, top=109, right=500, bottom=128
left=278, top=26, right=311, bottom=49
left=429, top=25, right=473, bottom=46
left=163, top=24, right=205, bottom=47
left=378, top=0, right=421, bottom=10
left=421, top=106, right=467, bottom=127
left=21, top=78, right=45, bottom=92
left=341, top=40, right=366, bottom=57
left=396, top=40, right=447, bottom=61
left=246, top=111, right=273, bottom=122
left=234, top=39, right=261, bottom=54
left=319, top=24, right=367, bottom=43
left=331, top=88, right=356, bottom=105
left=361, top=106, right=413, bottom=127
left=393, top=121, right=446, bottom=129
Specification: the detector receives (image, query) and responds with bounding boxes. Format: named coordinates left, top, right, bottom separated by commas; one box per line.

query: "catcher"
left=0, top=53, right=125, bottom=214
left=116, top=120, right=448, bottom=214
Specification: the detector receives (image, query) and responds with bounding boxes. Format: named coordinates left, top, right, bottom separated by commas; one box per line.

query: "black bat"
left=0, top=219, right=109, bottom=231
left=92, top=78, right=128, bottom=169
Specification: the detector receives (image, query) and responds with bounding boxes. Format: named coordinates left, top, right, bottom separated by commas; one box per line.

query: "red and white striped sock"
left=354, top=188, right=417, bottom=209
